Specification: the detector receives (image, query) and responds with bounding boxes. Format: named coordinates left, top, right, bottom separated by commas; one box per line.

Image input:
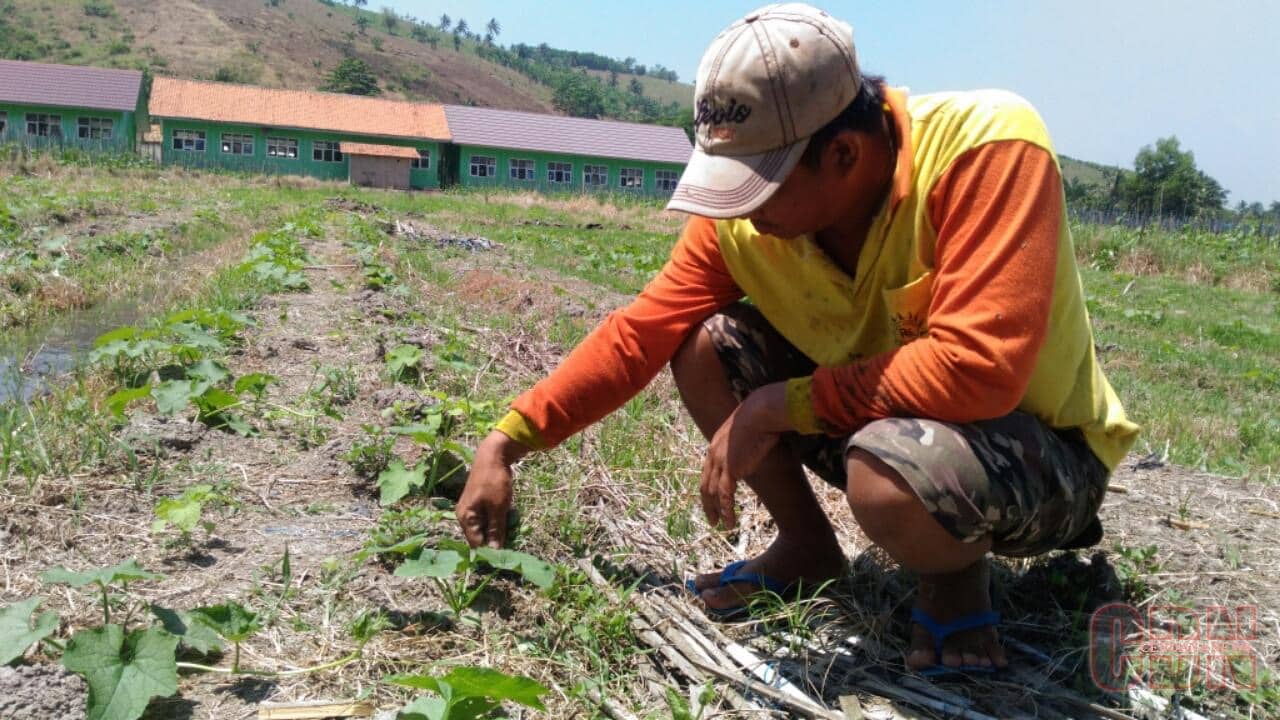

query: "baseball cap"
left=666, top=3, right=861, bottom=218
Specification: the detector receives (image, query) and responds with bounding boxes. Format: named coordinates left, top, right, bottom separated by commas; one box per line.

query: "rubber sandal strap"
left=718, top=561, right=790, bottom=596
left=911, top=607, right=1001, bottom=659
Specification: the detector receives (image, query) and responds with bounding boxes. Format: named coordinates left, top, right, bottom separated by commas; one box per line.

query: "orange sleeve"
left=808, top=140, right=1062, bottom=431
left=505, top=216, right=743, bottom=449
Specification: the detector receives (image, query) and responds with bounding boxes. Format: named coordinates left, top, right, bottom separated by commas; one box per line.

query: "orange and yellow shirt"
left=496, top=87, right=1139, bottom=471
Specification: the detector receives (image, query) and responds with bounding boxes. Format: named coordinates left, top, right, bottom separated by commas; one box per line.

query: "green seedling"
left=388, top=666, right=549, bottom=720
left=149, top=605, right=223, bottom=656
left=394, top=539, right=556, bottom=618
left=189, top=602, right=262, bottom=673
left=377, top=458, right=430, bottom=506
left=386, top=344, right=426, bottom=384
left=41, top=560, right=164, bottom=626
left=0, top=597, right=59, bottom=664
left=151, top=484, right=226, bottom=541
left=345, top=424, right=395, bottom=479
left=62, top=624, right=179, bottom=720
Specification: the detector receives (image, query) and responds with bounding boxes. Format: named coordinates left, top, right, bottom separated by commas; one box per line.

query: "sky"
left=380, top=1, right=1279, bottom=205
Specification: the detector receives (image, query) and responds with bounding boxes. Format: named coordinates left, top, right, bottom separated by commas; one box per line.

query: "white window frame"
left=546, top=161, right=572, bottom=184
left=583, top=164, right=608, bottom=187
left=469, top=155, right=496, bottom=177
left=266, top=137, right=298, bottom=159
left=313, top=140, right=343, bottom=162
left=172, top=129, right=206, bottom=152
left=26, top=113, right=62, bottom=138
left=411, top=148, right=430, bottom=170
left=656, top=169, right=680, bottom=192
left=220, top=132, right=254, bottom=156
left=77, top=116, right=113, bottom=140
left=619, top=167, right=644, bottom=189
left=509, top=158, right=535, bottom=181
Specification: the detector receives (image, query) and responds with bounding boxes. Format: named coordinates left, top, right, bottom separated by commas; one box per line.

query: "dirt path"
left=3, top=210, right=1277, bottom=719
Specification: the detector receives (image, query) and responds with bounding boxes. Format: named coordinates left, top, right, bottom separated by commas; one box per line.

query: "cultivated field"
left=1, top=155, right=1277, bottom=719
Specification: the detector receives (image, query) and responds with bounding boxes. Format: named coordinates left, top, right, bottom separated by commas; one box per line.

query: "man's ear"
left=824, top=130, right=860, bottom=176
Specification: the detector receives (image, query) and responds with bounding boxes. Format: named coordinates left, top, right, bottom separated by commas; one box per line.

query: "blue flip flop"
left=910, top=607, right=1003, bottom=677
left=685, top=560, right=795, bottom=621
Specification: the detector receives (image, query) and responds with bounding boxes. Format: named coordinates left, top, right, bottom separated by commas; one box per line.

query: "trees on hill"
left=320, top=56, right=380, bottom=95
left=1118, top=136, right=1226, bottom=219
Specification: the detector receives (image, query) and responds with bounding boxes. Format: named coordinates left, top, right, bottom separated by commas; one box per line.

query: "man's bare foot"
left=906, top=558, right=1009, bottom=670
left=690, top=534, right=845, bottom=611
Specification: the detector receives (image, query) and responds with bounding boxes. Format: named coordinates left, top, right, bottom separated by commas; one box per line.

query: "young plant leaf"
left=185, top=359, right=231, bottom=394
left=150, top=605, right=223, bottom=656
left=104, top=385, right=153, bottom=418
left=389, top=415, right=444, bottom=443
left=233, top=372, right=276, bottom=397
left=93, top=326, right=139, bottom=348
left=0, top=597, right=59, bottom=664
left=151, top=380, right=196, bottom=416
left=41, top=559, right=163, bottom=589
left=377, top=459, right=427, bottom=506
left=389, top=667, right=549, bottom=719
left=151, top=485, right=214, bottom=535
left=62, top=624, right=179, bottom=720
left=393, top=549, right=464, bottom=579
left=435, top=667, right=549, bottom=710
left=474, top=548, right=557, bottom=589
left=189, top=601, right=262, bottom=643
left=385, top=344, right=425, bottom=382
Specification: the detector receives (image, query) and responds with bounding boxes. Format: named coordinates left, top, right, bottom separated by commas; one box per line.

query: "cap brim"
left=665, top=137, right=809, bottom=218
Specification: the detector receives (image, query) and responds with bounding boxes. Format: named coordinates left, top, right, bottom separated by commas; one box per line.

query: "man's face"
left=744, top=137, right=860, bottom=239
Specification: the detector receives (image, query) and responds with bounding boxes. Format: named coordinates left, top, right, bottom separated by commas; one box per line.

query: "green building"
left=441, top=104, right=690, bottom=196
left=147, top=77, right=451, bottom=189
left=0, top=59, right=143, bottom=152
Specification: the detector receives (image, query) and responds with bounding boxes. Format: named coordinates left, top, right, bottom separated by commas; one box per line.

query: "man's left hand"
left=701, top=381, right=794, bottom=531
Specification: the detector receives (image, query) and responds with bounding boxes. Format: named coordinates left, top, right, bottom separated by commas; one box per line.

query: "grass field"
left=1, top=157, right=1276, bottom=719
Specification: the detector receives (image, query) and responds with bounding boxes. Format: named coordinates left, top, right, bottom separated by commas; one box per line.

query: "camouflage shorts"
left=703, top=303, right=1110, bottom=558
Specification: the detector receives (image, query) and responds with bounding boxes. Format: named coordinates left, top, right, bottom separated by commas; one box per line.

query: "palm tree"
left=454, top=18, right=469, bottom=37
left=438, top=13, right=451, bottom=32
left=486, top=18, right=501, bottom=39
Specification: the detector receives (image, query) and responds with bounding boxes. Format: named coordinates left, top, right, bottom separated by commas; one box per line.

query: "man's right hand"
left=456, top=430, right=529, bottom=548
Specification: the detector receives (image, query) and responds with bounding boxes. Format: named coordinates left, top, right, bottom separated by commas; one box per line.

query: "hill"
left=586, top=70, right=694, bottom=108
left=1060, top=153, right=1122, bottom=188
left=1, top=0, right=555, bottom=111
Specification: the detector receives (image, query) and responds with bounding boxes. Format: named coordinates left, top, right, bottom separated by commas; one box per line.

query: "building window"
left=547, top=161, right=572, bottom=184
left=509, top=158, right=535, bottom=181
left=172, top=130, right=206, bottom=152
left=619, top=167, right=644, bottom=189
left=313, top=141, right=343, bottom=162
left=0, top=117, right=6, bottom=136
left=469, top=155, right=496, bottom=177
left=77, top=117, right=114, bottom=140
left=221, top=133, right=254, bottom=156
left=656, top=169, right=680, bottom=192
left=583, top=164, right=608, bottom=187
left=26, top=113, right=62, bottom=138
left=411, top=149, right=430, bottom=169
left=266, top=137, right=298, bottom=159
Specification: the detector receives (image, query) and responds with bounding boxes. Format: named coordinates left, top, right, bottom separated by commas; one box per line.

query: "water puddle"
left=0, top=295, right=151, bottom=404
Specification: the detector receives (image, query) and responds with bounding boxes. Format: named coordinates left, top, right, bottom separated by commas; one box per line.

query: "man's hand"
left=701, top=382, right=793, bottom=531
left=457, top=430, right=529, bottom=548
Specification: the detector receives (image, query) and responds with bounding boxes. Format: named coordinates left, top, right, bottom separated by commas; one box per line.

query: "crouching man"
left=456, top=3, right=1138, bottom=673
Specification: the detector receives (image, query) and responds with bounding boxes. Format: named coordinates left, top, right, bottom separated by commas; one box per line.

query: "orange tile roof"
left=149, top=77, right=450, bottom=142
left=340, top=142, right=420, bottom=159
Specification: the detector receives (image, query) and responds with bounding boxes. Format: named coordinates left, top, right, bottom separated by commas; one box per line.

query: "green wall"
left=456, top=145, right=684, bottom=196
left=0, top=102, right=134, bottom=152
left=158, top=119, right=442, bottom=189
